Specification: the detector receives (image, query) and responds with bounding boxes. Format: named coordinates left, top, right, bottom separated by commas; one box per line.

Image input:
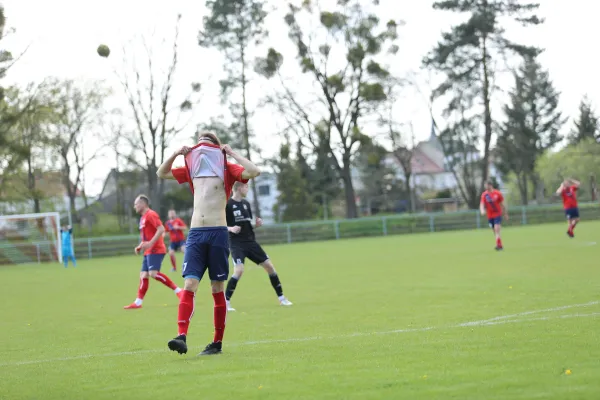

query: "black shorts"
left=230, top=241, right=269, bottom=266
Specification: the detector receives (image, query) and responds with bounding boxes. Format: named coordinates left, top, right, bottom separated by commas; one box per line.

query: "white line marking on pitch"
left=1, top=301, right=598, bottom=367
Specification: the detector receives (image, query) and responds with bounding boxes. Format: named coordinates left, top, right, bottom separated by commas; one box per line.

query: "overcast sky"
left=2, top=0, right=598, bottom=197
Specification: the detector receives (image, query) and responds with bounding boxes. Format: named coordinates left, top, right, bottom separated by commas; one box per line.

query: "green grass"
left=1, top=221, right=600, bottom=399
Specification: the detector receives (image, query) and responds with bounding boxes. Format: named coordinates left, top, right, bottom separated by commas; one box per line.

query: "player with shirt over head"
left=480, top=180, right=508, bottom=251
left=165, top=210, right=188, bottom=272
left=123, top=195, right=183, bottom=309
left=225, top=181, right=292, bottom=311
left=556, top=178, right=581, bottom=237
left=156, top=132, right=260, bottom=356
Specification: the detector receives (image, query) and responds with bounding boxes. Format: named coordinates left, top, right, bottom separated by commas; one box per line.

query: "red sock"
left=496, top=237, right=502, bottom=247
left=213, top=292, right=227, bottom=343
left=137, top=278, right=149, bottom=299
left=154, top=272, right=178, bottom=290
left=177, top=290, right=195, bottom=336
left=170, top=253, right=177, bottom=269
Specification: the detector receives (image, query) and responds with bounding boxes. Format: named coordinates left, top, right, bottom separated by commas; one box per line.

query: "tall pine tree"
left=569, top=96, right=599, bottom=145
left=424, top=0, right=542, bottom=206
left=199, top=0, right=267, bottom=215
left=496, top=55, right=565, bottom=205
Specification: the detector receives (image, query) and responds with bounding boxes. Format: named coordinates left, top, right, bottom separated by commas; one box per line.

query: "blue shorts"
left=182, top=227, right=230, bottom=282
left=141, top=254, right=165, bottom=272
left=565, top=207, right=579, bottom=219
left=488, top=216, right=502, bottom=228
left=170, top=240, right=186, bottom=251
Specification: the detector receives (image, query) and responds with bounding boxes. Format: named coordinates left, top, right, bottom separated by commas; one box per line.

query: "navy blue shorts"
left=488, top=216, right=502, bottom=228
left=141, top=254, right=165, bottom=272
left=169, top=240, right=185, bottom=251
left=565, top=207, right=579, bottom=219
left=182, top=227, right=230, bottom=282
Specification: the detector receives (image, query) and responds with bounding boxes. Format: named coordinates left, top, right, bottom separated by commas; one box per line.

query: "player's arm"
left=157, top=146, right=191, bottom=180
left=570, top=179, right=581, bottom=188
left=479, top=199, right=486, bottom=215
left=222, top=145, right=260, bottom=179
left=555, top=182, right=565, bottom=195
left=147, top=224, right=165, bottom=247
left=225, top=204, right=241, bottom=233
left=175, top=219, right=187, bottom=231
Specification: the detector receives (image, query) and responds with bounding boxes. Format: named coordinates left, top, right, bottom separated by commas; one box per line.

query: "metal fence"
left=2, top=202, right=598, bottom=264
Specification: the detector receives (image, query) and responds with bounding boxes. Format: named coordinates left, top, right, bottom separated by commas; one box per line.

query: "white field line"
left=1, top=301, right=598, bottom=367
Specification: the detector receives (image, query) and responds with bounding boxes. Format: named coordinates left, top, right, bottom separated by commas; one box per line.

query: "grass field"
left=1, top=221, right=600, bottom=399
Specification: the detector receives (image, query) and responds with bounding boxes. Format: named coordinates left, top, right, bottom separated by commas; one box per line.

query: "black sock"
left=225, top=277, right=239, bottom=300
left=269, top=273, right=283, bottom=297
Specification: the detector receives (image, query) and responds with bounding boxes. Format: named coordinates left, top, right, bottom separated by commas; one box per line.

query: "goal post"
left=0, top=212, right=62, bottom=265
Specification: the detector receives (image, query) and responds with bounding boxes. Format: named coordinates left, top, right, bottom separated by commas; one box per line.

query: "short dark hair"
left=137, top=194, right=150, bottom=205
left=486, top=180, right=494, bottom=187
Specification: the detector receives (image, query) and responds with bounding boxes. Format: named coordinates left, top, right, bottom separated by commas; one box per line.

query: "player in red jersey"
left=480, top=180, right=508, bottom=250
left=123, top=195, right=183, bottom=309
left=165, top=210, right=187, bottom=272
left=157, top=132, right=260, bottom=356
left=556, top=178, right=580, bottom=238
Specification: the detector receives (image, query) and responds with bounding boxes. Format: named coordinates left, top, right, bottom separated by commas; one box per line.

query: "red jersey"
left=481, top=189, right=504, bottom=219
left=561, top=185, right=578, bottom=209
left=171, top=143, right=248, bottom=199
left=165, top=218, right=186, bottom=242
left=139, top=209, right=167, bottom=255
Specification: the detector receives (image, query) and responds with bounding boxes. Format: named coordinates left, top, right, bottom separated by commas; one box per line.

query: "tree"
left=4, top=84, right=54, bottom=212
left=273, top=141, right=318, bottom=222
left=569, top=96, right=599, bottom=145
left=0, top=6, right=29, bottom=190
left=537, top=138, right=600, bottom=200
left=424, top=0, right=543, bottom=201
left=496, top=55, right=565, bottom=205
left=355, top=139, right=398, bottom=215
left=44, top=79, right=109, bottom=217
left=438, top=103, right=482, bottom=208
left=116, top=15, right=201, bottom=215
left=258, top=0, right=400, bottom=218
left=198, top=0, right=268, bottom=217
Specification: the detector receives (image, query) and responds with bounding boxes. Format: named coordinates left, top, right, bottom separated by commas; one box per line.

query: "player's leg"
left=259, top=259, right=293, bottom=306
left=69, top=251, right=77, bottom=267
left=199, top=229, right=230, bottom=356
left=568, top=208, right=580, bottom=237
left=62, top=249, right=69, bottom=268
left=124, top=259, right=150, bottom=309
left=168, top=234, right=208, bottom=355
left=147, top=254, right=182, bottom=296
left=248, top=242, right=292, bottom=306
left=169, top=243, right=178, bottom=272
left=225, top=248, right=246, bottom=311
left=493, top=220, right=503, bottom=250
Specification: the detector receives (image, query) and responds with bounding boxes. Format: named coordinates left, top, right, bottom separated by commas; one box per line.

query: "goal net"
left=0, top=212, right=62, bottom=265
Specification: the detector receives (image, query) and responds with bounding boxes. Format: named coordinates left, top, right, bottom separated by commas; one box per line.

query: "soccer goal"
left=0, top=212, right=62, bottom=265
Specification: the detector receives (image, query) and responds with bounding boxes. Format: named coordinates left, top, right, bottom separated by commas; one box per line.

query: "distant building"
left=245, top=172, right=279, bottom=224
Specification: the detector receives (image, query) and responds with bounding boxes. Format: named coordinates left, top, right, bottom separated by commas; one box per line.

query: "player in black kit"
left=224, top=181, right=293, bottom=311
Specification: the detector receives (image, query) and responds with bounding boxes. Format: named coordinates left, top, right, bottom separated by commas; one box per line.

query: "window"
left=258, top=185, right=270, bottom=196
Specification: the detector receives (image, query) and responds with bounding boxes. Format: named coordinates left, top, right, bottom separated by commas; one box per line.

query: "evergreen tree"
left=423, top=0, right=543, bottom=204
left=496, top=55, right=565, bottom=205
left=569, top=96, right=599, bottom=145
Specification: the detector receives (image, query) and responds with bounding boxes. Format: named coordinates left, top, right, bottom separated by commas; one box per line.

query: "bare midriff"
left=189, top=176, right=227, bottom=228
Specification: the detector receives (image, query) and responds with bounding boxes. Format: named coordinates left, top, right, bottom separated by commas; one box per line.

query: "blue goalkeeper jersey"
left=61, top=229, right=72, bottom=250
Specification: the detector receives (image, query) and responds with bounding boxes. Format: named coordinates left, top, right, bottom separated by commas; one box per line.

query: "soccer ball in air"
left=97, top=44, right=110, bottom=58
